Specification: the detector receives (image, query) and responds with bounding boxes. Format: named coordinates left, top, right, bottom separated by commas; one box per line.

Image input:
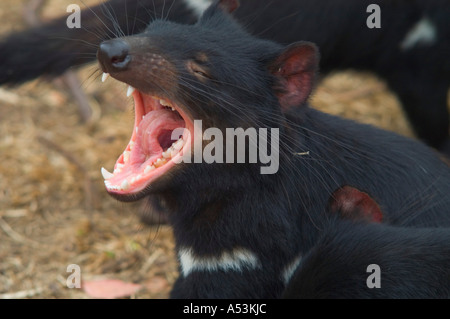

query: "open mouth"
left=101, top=73, right=193, bottom=196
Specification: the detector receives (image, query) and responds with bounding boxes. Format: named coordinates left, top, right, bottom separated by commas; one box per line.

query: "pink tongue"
left=130, top=110, right=185, bottom=165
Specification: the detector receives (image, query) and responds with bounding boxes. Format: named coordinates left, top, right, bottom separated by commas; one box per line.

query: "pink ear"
left=269, top=42, right=319, bottom=110
left=218, top=0, right=240, bottom=13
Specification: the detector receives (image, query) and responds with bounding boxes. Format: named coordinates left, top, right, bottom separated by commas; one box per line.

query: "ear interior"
left=217, top=0, right=240, bottom=13
left=328, top=186, right=383, bottom=223
left=269, top=42, right=319, bottom=110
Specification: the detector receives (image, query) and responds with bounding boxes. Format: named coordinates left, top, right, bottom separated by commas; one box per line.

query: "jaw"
left=101, top=80, right=194, bottom=200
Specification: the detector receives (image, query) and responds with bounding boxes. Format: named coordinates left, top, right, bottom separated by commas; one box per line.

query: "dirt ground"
left=0, top=0, right=427, bottom=299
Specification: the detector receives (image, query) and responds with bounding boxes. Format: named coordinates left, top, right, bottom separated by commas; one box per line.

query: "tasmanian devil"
left=283, top=186, right=450, bottom=299
left=95, top=0, right=450, bottom=298
left=0, top=0, right=449, bottom=153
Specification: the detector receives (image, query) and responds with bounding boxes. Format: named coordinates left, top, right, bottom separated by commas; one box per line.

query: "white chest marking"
left=282, top=255, right=302, bottom=285
left=178, top=247, right=261, bottom=277
left=183, top=0, right=213, bottom=17
left=400, top=16, right=437, bottom=51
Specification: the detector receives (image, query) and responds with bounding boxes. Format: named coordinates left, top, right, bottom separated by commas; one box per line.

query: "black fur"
left=283, top=186, right=450, bottom=299
left=94, top=1, right=450, bottom=298
left=282, top=219, right=450, bottom=299
left=0, top=0, right=195, bottom=84
left=1, top=0, right=449, bottom=152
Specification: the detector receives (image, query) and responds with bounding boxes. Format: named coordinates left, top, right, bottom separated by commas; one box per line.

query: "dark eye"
left=194, top=69, right=209, bottom=78
left=187, top=60, right=211, bottom=80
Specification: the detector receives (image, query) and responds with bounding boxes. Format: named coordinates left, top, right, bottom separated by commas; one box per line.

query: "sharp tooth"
left=121, top=179, right=130, bottom=190
left=170, top=147, right=179, bottom=158
left=127, top=86, right=136, bottom=97
left=144, top=165, right=155, bottom=174
left=171, top=107, right=176, bottom=111
left=154, top=158, right=167, bottom=168
left=105, top=181, right=118, bottom=190
left=114, top=163, right=124, bottom=174
left=101, top=167, right=114, bottom=180
left=160, top=99, right=171, bottom=107
left=165, top=145, right=175, bottom=157
left=172, top=138, right=184, bottom=150
left=101, top=73, right=110, bottom=83
left=123, top=151, right=130, bottom=163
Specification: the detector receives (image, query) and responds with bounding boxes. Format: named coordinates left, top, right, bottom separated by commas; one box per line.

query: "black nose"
left=97, top=39, right=131, bottom=72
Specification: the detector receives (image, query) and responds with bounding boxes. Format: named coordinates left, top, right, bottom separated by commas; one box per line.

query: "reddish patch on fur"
left=329, top=186, right=383, bottom=223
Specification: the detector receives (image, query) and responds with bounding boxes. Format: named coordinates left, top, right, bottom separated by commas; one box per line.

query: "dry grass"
left=0, top=0, right=422, bottom=299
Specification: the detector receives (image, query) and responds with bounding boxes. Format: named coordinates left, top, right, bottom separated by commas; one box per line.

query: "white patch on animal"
left=178, top=247, right=261, bottom=277
left=282, top=255, right=302, bottom=285
left=183, top=0, right=213, bottom=17
left=400, top=16, right=437, bottom=51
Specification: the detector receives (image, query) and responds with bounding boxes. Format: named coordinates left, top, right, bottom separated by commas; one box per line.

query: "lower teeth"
left=144, top=165, right=155, bottom=174
left=104, top=137, right=185, bottom=191
left=154, top=158, right=166, bottom=168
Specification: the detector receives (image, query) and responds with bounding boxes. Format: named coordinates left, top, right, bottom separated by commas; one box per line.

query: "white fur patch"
left=183, top=0, right=213, bottom=17
left=179, top=247, right=260, bottom=277
left=282, top=255, right=302, bottom=285
left=400, top=16, right=437, bottom=51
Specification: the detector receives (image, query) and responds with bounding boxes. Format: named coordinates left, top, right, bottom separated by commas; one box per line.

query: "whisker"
left=79, top=0, right=117, bottom=40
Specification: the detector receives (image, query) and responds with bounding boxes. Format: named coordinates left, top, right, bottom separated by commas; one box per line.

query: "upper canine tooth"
left=127, top=86, right=136, bottom=97
left=159, top=99, right=170, bottom=107
left=101, top=72, right=110, bottom=83
left=101, top=167, right=114, bottom=180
